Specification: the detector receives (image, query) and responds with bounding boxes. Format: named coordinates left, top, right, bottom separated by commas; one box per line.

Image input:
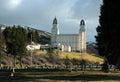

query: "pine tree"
left=34, top=30, right=39, bottom=43
left=3, top=25, right=27, bottom=67
left=96, top=0, right=120, bottom=66
left=3, top=26, right=12, bottom=54
left=27, top=29, right=39, bottom=44
left=16, top=25, right=27, bottom=68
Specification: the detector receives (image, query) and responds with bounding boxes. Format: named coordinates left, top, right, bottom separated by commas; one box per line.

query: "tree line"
left=0, top=25, right=39, bottom=67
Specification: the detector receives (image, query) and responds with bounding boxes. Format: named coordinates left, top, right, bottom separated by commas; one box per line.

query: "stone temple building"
left=51, top=17, right=86, bottom=53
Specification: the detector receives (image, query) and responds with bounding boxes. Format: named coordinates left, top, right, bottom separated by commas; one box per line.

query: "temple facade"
left=51, top=17, right=86, bottom=53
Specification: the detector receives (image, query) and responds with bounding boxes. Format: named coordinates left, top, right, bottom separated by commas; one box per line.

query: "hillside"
left=0, top=24, right=51, bottom=45
left=0, top=24, right=103, bottom=68
left=21, top=26, right=51, bottom=45
left=0, top=50, right=104, bottom=68
left=34, top=50, right=104, bottom=64
left=87, top=42, right=98, bottom=55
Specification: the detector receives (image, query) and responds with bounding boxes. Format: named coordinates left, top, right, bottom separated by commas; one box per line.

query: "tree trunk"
left=20, top=56, right=22, bottom=68
left=14, top=56, right=16, bottom=67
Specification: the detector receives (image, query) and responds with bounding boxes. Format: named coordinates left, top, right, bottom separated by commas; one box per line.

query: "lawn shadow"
left=1, top=72, right=120, bottom=82
left=40, top=73, right=120, bottom=81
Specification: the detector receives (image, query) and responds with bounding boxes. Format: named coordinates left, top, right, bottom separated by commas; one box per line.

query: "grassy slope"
left=34, top=50, right=104, bottom=64
left=1, top=50, right=104, bottom=67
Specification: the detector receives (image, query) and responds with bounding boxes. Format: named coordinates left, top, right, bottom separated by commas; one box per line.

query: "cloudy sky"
left=0, top=0, right=102, bottom=42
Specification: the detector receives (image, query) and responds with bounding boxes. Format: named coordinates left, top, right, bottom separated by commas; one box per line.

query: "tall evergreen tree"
left=3, top=26, right=12, bottom=55
left=96, top=0, right=120, bottom=66
left=16, top=25, right=27, bottom=67
left=27, top=29, right=39, bottom=44
left=3, top=25, right=27, bottom=67
left=34, top=30, right=39, bottom=43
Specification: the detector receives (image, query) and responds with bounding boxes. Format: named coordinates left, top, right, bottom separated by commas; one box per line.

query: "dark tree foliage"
left=39, top=35, right=50, bottom=44
left=95, top=0, right=120, bottom=66
left=102, top=60, right=109, bottom=72
left=3, top=25, right=27, bottom=67
left=3, top=25, right=40, bottom=67
left=34, top=30, right=39, bottom=43
left=27, top=28, right=39, bottom=44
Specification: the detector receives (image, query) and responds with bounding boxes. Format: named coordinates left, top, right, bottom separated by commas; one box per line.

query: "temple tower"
left=79, top=19, right=86, bottom=53
left=51, top=17, right=59, bottom=47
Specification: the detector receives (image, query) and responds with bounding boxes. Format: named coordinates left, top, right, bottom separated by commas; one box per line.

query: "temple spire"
left=80, top=19, right=85, bottom=25
left=53, top=17, right=57, bottom=24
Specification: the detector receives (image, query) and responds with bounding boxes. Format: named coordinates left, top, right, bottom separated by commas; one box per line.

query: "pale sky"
left=0, top=0, right=103, bottom=42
